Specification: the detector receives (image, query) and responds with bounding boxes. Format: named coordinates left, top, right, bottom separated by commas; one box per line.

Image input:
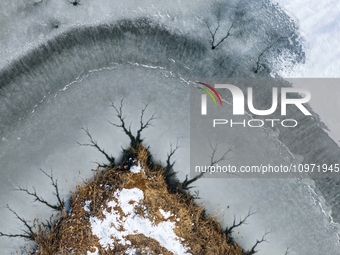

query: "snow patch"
left=159, top=209, right=172, bottom=219
left=129, top=161, right=142, bottom=173
left=87, top=247, right=99, bottom=255
left=84, top=200, right=91, bottom=212
left=87, top=188, right=191, bottom=254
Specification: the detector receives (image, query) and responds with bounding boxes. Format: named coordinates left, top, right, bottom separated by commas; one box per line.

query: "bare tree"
left=109, top=98, right=156, bottom=149
left=222, top=208, right=272, bottom=254
left=41, top=215, right=55, bottom=232
left=0, top=205, right=37, bottom=241
left=244, top=231, right=271, bottom=255
left=14, top=169, right=64, bottom=212
left=69, top=0, right=81, bottom=6
left=223, top=209, right=257, bottom=245
left=209, top=141, right=234, bottom=166
left=182, top=141, right=234, bottom=189
left=203, top=2, right=249, bottom=50
left=225, top=210, right=257, bottom=237
left=204, top=5, right=294, bottom=73
left=253, top=36, right=288, bottom=73
left=181, top=173, right=204, bottom=190
left=204, top=2, right=302, bottom=75
left=284, top=247, right=290, bottom=255
left=0, top=168, right=66, bottom=254
left=78, top=99, right=156, bottom=168
left=164, top=142, right=180, bottom=178
left=205, top=15, right=236, bottom=50
left=77, top=99, right=157, bottom=170
left=78, top=126, right=115, bottom=167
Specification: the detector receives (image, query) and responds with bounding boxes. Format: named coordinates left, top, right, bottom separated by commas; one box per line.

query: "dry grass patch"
left=26, top=145, right=243, bottom=255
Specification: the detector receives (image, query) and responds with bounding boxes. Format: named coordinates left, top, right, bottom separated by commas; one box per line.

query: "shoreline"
left=12, top=144, right=246, bottom=255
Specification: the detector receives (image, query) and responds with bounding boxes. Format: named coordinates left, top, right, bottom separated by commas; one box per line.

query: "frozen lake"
left=0, top=0, right=340, bottom=254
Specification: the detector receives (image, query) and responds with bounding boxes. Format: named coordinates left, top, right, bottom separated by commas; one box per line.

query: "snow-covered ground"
left=85, top=164, right=190, bottom=254
left=273, top=0, right=340, bottom=146
left=88, top=186, right=190, bottom=254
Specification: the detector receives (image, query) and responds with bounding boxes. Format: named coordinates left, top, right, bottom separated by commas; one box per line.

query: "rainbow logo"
left=196, top=82, right=223, bottom=115
left=196, top=81, right=223, bottom=106
left=196, top=81, right=223, bottom=115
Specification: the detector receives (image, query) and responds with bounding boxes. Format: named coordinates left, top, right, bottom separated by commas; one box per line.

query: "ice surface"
left=272, top=0, right=340, bottom=147
left=273, top=0, right=340, bottom=78
left=0, top=0, right=339, bottom=254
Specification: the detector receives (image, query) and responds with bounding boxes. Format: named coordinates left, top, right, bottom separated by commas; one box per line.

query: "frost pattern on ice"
left=88, top=188, right=191, bottom=254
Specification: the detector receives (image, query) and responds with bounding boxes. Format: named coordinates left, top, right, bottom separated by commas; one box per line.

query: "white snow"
left=87, top=187, right=191, bottom=254
left=125, top=248, right=137, bottom=255
left=129, top=162, right=142, bottom=173
left=159, top=209, right=172, bottom=219
left=87, top=247, right=99, bottom=255
left=84, top=200, right=91, bottom=212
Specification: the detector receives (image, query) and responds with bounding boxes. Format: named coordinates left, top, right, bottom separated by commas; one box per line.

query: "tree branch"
left=254, top=36, right=287, bottom=73
left=211, top=19, right=236, bottom=50
left=225, top=209, right=257, bottom=237
left=109, top=98, right=156, bottom=148
left=0, top=205, right=36, bottom=241
left=164, top=142, right=180, bottom=177
left=136, top=103, right=157, bottom=144
left=205, top=20, right=220, bottom=49
left=78, top=127, right=115, bottom=166
left=39, top=169, right=65, bottom=211
left=205, top=10, right=237, bottom=50
left=245, top=231, right=270, bottom=255
left=109, top=98, right=136, bottom=144
left=209, top=141, right=234, bottom=166
left=14, top=169, right=64, bottom=211
left=181, top=142, right=234, bottom=189
left=284, top=247, right=290, bottom=255
left=181, top=172, right=205, bottom=190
